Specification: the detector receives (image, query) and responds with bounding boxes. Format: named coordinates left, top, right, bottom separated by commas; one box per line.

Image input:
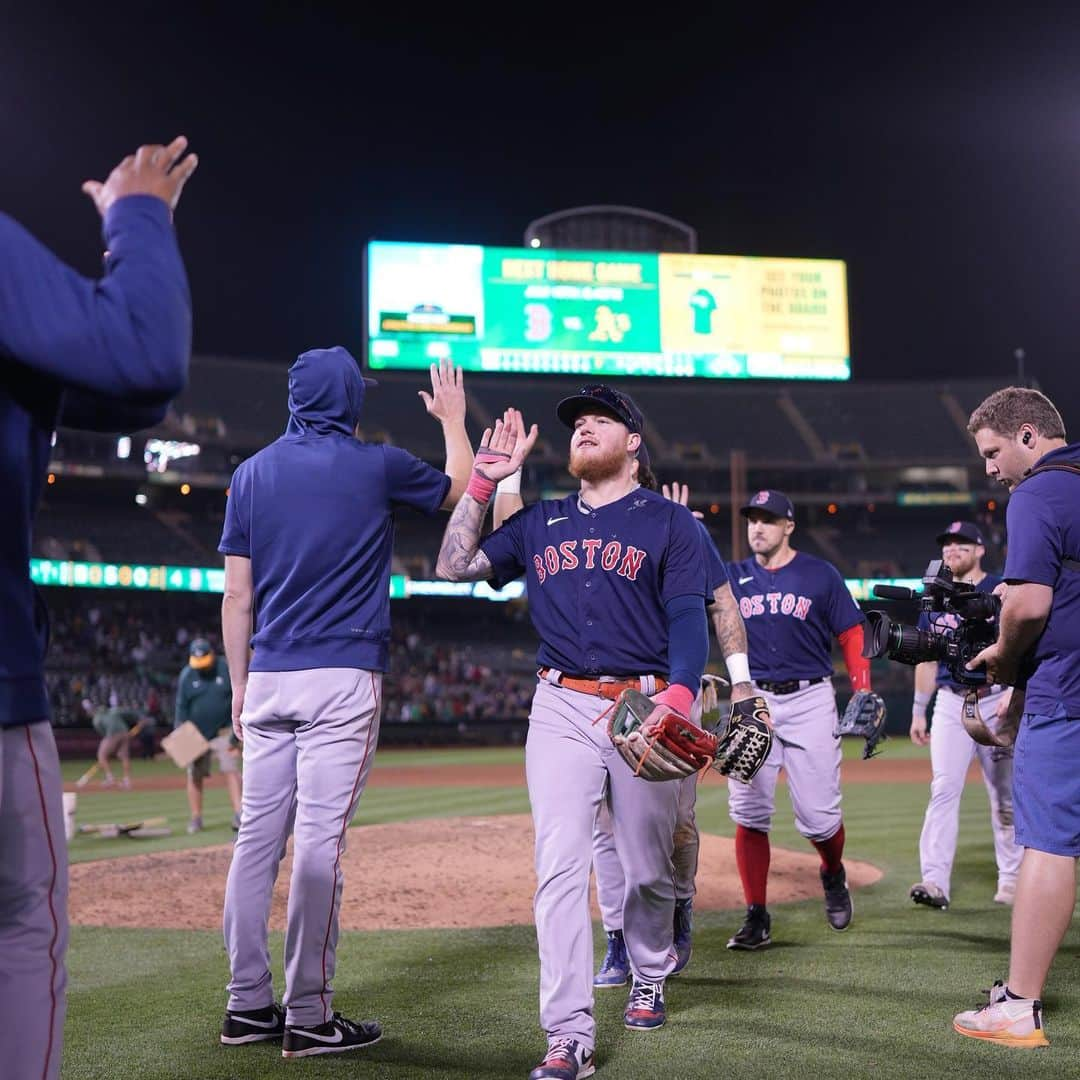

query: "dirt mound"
left=69, top=813, right=882, bottom=930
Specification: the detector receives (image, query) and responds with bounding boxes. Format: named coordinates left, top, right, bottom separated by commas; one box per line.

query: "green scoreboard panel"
left=365, top=241, right=849, bottom=380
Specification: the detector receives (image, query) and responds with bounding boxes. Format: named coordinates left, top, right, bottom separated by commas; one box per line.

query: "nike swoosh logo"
left=738, top=576, right=754, bottom=585
left=296, top=1027, right=344, bottom=1044
left=237, top=1015, right=281, bottom=1029
left=547, top=516, right=568, bottom=526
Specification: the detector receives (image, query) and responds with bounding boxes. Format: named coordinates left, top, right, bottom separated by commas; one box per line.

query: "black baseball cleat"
left=910, top=881, right=949, bottom=909
left=220, top=1002, right=285, bottom=1044
left=281, top=1012, right=382, bottom=1058
left=726, top=904, right=771, bottom=950
left=821, top=864, right=854, bottom=931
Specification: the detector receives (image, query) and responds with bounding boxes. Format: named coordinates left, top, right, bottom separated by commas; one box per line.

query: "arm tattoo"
left=712, top=584, right=753, bottom=695
left=436, top=494, right=494, bottom=581
left=712, top=583, right=748, bottom=657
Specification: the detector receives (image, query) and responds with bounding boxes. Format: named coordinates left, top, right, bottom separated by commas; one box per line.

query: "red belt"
left=538, top=668, right=668, bottom=701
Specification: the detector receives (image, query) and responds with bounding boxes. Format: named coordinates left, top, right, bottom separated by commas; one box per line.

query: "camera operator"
left=952, top=386, right=1080, bottom=1048
left=908, top=522, right=1020, bottom=911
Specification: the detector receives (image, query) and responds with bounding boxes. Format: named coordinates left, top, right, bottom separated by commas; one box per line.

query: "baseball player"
left=495, top=458, right=753, bottom=990
left=590, top=481, right=754, bottom=986
left=909, top=521, right=1021, bottom=909
left=436, top=385, right=710, bottom=1080
left=0, top=135, right=196, bottom=1080
left=175, top=638, right=242, bottom=833
left=219, top=352, right=471, bottom=1057
left=725, top=489, right=870, bottom=949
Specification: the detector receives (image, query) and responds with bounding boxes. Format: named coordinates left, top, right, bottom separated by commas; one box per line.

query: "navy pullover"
left=219, top=347, right=451, bottom=673
left=1, top=195, right=191, bottom=727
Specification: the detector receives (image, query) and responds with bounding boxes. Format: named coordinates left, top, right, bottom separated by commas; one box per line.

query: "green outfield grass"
left=60, top=743, right=1080, bottom=1079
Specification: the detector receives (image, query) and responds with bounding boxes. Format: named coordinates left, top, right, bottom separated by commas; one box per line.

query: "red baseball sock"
left=812, top=823, right=845, bottom=873
left=734, top=825, right=770, bottom=906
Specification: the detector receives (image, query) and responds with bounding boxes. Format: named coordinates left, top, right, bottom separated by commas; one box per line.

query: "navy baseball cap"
left=740, top=489, right=795, bottom=520
left=936, top=520, right=985, bottom=546
left=557, top=384, right=644, bottom=433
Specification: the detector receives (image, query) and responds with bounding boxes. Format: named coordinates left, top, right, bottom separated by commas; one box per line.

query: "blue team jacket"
left=0, top=195, right=191, bottom=726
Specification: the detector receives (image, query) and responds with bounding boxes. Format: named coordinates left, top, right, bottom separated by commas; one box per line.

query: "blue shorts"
left=1013, top=710, right=1080, bottom=857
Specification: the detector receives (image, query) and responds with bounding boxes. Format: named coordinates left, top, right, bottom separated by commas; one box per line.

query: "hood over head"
left=285, top=346, right=377, bottom=436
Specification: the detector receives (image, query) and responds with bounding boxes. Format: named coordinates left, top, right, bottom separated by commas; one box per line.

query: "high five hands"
left=475, top=408, right=539, bottom=484
left=419, top=358, right=466, bottom=427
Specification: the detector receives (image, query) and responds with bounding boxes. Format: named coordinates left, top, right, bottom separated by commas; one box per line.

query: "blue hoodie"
left=219, top=346, right=450, bottom=672
left=1, top=195, right=191, bottom=727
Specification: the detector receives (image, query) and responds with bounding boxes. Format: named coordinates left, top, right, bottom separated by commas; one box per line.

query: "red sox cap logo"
left=752, top=491, right=770, bottom=506
left=949, top=520, right=963, bottom=532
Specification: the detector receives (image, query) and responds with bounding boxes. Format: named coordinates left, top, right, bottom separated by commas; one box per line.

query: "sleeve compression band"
left=838, top=623, right=871, bottom=692
left=665, top=593, right=708, bottom=697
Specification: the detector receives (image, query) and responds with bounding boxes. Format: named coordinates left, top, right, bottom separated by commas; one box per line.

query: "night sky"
left=3, top=7, right=1079, bottom=426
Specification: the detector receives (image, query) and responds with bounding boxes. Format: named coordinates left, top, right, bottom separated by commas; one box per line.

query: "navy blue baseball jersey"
left=727, top=552, right=864, bottom=681
left=698, top=521, right=729, bottom=599
left=917, top=573, right=1002, bottom=692
left=481, top=488, right=708, bottom=677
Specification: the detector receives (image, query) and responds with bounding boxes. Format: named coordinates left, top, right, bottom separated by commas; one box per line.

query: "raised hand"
left=418, top=358, right=466, bottom=426
left=476, top=408, right=538, bottom=483
left=662, top=480, right=704, bottom=519
left=82, top=135, right=199, bottom=218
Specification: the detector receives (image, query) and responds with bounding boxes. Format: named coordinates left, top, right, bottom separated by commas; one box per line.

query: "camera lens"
left=863, top=611, right=947, bottom=666
left=886, top=624, right=946, bottom=666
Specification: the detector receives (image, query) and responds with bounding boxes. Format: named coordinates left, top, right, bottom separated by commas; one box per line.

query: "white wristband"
left=496, top=468, right=522, bottom=495
left=726, top=652, right=751, bottom=685
left=913, top=689, right=932, bottom=713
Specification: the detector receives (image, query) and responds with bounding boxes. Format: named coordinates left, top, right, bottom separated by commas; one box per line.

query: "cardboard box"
left=161, top=721, right=211, bottom=769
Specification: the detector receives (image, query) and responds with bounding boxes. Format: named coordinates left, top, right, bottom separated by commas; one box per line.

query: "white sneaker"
left=994, top=881, right=1016, bottom=905
left=954, top=981, right=1048, bottom=1048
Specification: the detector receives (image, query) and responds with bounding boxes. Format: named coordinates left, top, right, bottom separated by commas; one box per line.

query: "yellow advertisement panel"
left=658, top=254, right=848, bottom=377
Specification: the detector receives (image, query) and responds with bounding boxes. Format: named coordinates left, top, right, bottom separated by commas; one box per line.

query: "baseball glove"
left=610, top=689, right=717, bottom=782
left=836, top=690, right=888, bottom=759
left=712, top=696, right=773, bottom=783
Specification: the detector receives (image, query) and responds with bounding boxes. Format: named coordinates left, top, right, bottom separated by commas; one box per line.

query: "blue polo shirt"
left=1004, top=442, right=1080, bottom=715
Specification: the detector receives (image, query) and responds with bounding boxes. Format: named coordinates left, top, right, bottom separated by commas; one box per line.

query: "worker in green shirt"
left=175, top=638, right=242, bottom=833
left=88, top=706, right=140, bottom=788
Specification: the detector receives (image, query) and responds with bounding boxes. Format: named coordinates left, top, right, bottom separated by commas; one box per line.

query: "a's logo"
left=752, top=491, right=770, bottom=506
left=546, top=516, right=568, bottom=526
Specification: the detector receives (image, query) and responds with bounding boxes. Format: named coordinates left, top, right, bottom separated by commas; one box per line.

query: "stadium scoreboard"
left=365, top=241, right=850, bottom=380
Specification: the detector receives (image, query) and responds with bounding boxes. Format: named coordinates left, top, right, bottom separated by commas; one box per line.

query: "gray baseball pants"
left=223, top=668, right=381, bottom=1027
left=0, top=721, right=68, bottom=1080
left=526, top=680, right=678, bottom=1053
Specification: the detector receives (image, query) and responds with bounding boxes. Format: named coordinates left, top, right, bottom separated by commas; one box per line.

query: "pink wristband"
left=466, top=469, right=497, bottom=503
left=467, top=448, right=511, bottom=504
left=654, top=683, right=695, bottom=717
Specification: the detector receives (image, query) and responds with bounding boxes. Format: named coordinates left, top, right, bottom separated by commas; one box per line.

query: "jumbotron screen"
left=364, top=241, right=850, bottom=380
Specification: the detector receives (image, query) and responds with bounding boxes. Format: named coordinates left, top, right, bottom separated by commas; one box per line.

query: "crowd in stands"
left=42, top=591, right=917, bottom=741
left=42, top=593, right=543, bottom=732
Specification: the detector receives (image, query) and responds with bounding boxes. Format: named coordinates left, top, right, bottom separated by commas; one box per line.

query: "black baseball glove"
left=835, top=690, right=887, bottom=759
